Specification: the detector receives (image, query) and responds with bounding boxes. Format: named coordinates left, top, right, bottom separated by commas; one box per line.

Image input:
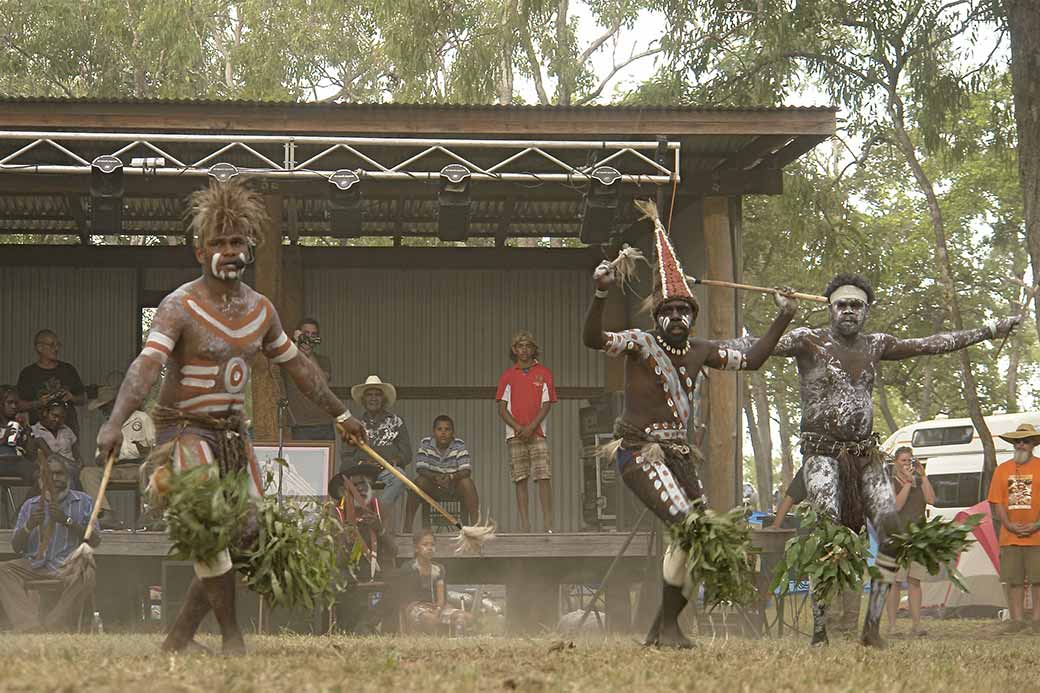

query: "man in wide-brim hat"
left=988, top=422, right=1040, bottom=634
left=341, top=375, right=412, bottom=534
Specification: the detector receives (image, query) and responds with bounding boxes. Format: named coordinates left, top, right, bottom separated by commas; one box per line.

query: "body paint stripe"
left=185, top=299, right=268, bottom=340
left=181, top=378, right=217, bottom=389
left=176, top=393, right=246, bottom=409
left=270, top=342, right=299, bottom=364
left=147, top=331, right=175, bottom=351
left=141, top=347, right=168, bottom=364
left=181, top=365, right=219, bottom=376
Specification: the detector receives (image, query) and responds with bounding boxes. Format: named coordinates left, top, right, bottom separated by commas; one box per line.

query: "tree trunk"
left=887, top=94, right=999, bottom=492
left=876, top=364, right=899, bottom=436
left=742, top=379, right=769, bottom=511
left=1005, top=0, right=1040, bottom=349
left=751, top=371, right=773, bottom=509
left=497, top=0, right=518, bottom=104
left=1007, top=337, right=1021, bottom=413
left=555, top=0, right=571, bottom=105
left=776, top=382, right=795, bottom=487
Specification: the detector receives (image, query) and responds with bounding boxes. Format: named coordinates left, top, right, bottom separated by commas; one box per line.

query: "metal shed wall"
left=304, top=268, right=605, bottom=533
left=0, top=266, right=139, bottom=467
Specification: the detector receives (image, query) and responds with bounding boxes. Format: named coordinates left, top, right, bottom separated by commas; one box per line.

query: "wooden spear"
left=336, top=424, right=495, bottom=554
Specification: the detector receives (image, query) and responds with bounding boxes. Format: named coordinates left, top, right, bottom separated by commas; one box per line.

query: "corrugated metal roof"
left=0, top=94, right=837, bottom=112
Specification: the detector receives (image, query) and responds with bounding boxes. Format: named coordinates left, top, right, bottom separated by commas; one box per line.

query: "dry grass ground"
left=0, top=620, right=1035, bottom=692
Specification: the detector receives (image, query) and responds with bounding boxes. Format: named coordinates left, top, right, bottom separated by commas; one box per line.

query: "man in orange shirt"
left=987, top=423, right=1040, bottom=633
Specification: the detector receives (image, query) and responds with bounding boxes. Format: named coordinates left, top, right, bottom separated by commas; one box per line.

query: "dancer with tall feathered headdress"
left=93, top=178, right=368, bottom=654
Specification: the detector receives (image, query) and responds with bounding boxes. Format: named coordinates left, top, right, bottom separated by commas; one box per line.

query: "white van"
left=881, top=412, right=1040, bottom=521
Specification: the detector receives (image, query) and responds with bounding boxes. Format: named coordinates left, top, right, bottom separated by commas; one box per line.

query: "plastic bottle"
left=92, top=610, right=103, bottom=634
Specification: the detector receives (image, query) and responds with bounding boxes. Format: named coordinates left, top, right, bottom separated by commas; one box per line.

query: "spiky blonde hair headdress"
left=634, top=199, right=699, bottom=318
left=188, top=178, right=268, bottom=250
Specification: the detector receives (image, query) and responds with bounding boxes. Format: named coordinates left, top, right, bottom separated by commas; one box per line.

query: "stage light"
left=89, top=155, right=124, bottom=234
left=208, top=162, right=240, bottom=183
left=327, top=169, right=363, bottom=238
left=579, top=165, right=621, bottom=246
left=438, top=164, right=471, bottom=242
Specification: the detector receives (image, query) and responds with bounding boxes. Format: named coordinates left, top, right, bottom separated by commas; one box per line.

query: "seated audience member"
left=31, top=401, right=81, bottom=488
left=340, top=376, right=412, bottom=535
left=0, top=456, right=100, bottom=631
left=79, top=385, right=156, bottom=530
left=404, top=415, right=479, bottom=532
left=400, top=529, right=473, bottom=634
left=328, top=466, right=398, bottom=633
left=0, top=386, right=35, bottom=483
left=16, top=329, right=86, bottom=436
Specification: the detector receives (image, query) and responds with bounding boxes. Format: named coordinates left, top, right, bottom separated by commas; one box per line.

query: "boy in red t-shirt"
left=495, top=331, right=557, bottom=532
left=987, top=423, right=1040, bottom=634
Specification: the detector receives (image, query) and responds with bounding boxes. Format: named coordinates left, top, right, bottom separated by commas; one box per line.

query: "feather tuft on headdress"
left=188, top=178, right=269, bottom=250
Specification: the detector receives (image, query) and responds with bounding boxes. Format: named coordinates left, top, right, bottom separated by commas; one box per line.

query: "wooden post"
left=251, top=192, right=284, bottom=441
left=702, top=196, right=739, bottom=511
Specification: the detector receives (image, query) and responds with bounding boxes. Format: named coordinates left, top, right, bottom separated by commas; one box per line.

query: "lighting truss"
left=0, top=130, right=679, bottom=185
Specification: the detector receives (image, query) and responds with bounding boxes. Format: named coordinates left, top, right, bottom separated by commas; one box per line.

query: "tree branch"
left=577, top=12, right=624, bottom=65
left=521, top=24, right=550, bottom=105
left=575, top=45, right=663, bottom=105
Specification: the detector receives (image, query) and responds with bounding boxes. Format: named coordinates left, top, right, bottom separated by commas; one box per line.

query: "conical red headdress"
left=642, top=203, right=698, bottom=315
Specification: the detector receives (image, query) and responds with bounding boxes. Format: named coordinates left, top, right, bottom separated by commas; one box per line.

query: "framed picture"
left=252, top=441, right=335, bottom=498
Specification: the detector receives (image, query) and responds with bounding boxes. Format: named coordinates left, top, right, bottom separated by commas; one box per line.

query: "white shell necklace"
left=654, top=332, right=690, bottom=357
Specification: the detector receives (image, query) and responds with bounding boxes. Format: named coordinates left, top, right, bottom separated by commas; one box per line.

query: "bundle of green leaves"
left=235, top=494, right=349, bottom=610
left=771, top=508, right=876, bottom=606
left=165, top=466, right=251, bottom=564
left=668, top=499, right=758, bottom=608
left=892, top=514, right=982, bottom=592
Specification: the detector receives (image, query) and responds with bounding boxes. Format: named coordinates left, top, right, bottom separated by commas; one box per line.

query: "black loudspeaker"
left=90, top=155, right=124, bottom=234
left=579, top=392, right=624, bottom=441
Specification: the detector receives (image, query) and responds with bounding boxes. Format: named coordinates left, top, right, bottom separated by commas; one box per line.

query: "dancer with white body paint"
left=770, top=272, right=1019, bottom=648
left=96, top=179, right=366, bottom=655
left=583, top=218, right=797, bottom=648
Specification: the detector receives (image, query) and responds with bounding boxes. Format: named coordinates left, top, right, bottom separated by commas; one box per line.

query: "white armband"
left=719, top=348, right=746, bottom=371
left=141, top=330, right=175, bottom=365
left=335, top=410, right=353, bottom=423
left=264, top=331, right=299, bottom=364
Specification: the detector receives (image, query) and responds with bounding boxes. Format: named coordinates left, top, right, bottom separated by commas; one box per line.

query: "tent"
left=920, top=501, right=1005, bottom=613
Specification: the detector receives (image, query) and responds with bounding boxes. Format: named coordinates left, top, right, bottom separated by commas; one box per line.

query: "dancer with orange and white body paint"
left=97, top=179, right=366, bottom=655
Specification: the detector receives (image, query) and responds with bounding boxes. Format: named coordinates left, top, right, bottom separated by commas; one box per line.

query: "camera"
left=296, top=333, right=321, bottom=348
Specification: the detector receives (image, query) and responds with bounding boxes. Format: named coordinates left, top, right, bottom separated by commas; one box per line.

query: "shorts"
left=508, top=436, right=551, bottom=482
left=1000, top=545, right=1040, bottom=585
left=895, top=561, right=928, bottom=583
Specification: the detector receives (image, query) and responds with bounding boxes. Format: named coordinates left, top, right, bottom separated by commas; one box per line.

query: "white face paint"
left=658, top=315, right=671, bottom=331
left=680, top=315, right=691, bottom=329
left=211, top=251, right=247, bottom=280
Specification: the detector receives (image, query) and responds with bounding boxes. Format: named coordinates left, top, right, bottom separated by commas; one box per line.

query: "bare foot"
left=652, top=626, right=695, bottom=649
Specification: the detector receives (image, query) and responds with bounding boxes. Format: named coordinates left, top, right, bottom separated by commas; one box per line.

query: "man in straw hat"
left=96, top=178, right=366, bottom=655
left=987, top=423, right=1040, bottom=634
left=341, top=375, right=412, bottom=535
left=583, top=221, right=798, bottom=648
left=770, top=272, right=1019, bottom=647
left=79, top=383, right=155, bottom=530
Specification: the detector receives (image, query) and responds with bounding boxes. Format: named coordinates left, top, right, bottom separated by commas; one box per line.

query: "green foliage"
left=234, top=493, right=348, bottom=610
left=165, top=466, right=251, bottom=564
left=892, top=514, right=983, bottom=592
left=668, top=498, right=758, bottom=608
left=771, top=508, right=877, bottom=606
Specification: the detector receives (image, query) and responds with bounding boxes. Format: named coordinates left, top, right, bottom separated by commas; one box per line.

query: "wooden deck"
left=0, top=528, right=793, bottom=634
